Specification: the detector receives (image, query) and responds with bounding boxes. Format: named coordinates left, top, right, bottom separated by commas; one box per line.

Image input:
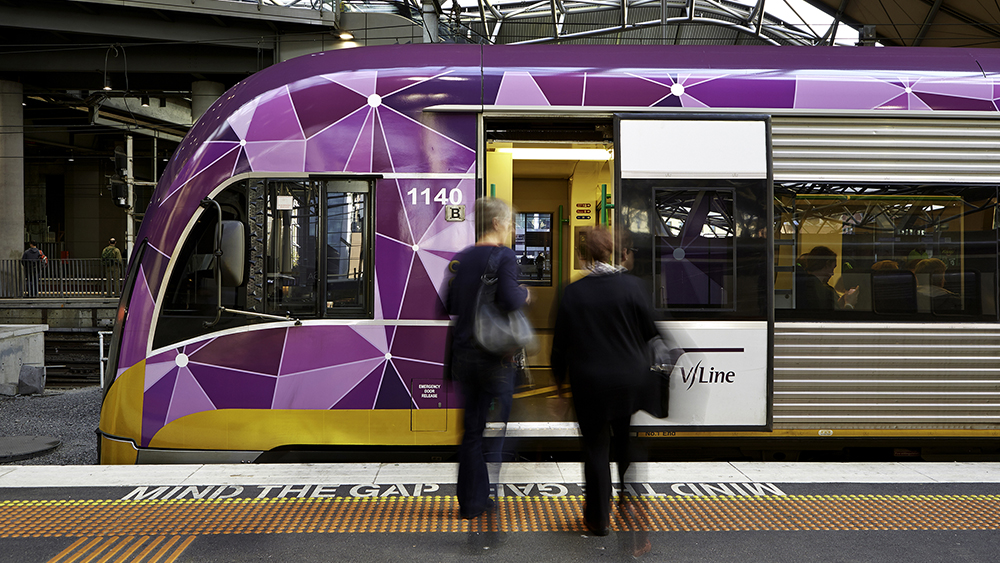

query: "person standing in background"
left=102, top=238, right=124, bottom=297
left=21, top=241, right=43, bottom=297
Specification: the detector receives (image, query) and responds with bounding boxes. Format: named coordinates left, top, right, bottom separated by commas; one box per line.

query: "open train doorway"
left=484, top=118, right=615, bottom=424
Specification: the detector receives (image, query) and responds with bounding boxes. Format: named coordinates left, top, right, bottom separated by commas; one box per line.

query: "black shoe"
left=460, top=498, right=495, bottom=519
left=584, top=516, right=610, bottom=537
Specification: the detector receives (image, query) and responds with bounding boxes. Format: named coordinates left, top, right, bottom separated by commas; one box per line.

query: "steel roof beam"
left=0, top=2, right=281, bottom=49
left=68, top=0, right=336, bottom=27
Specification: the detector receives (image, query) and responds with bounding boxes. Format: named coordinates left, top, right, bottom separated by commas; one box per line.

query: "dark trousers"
left=23, top=266, right=39, bottom=297
left=453, top=347, right=514, bottom=518
left=577, top=406, right=632, bottom=529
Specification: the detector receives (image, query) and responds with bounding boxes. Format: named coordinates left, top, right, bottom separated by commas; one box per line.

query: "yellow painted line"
left=130, top=537, right=165, bottom=563
left=110, top=537, right=149, bottom=563
left=13, top=495, right=1000, bottom=538
left=46, top=536, right=186, bottom=563
left=162, top=537, right=196, bottom=563
left=45, top=537, right=89, bottom=563
left=77, top=537, right=119, bottom=563
left=513, top=386, right=560, bottom=399
left=146, top=535, right=181, bottom=563
left=95, top=536, right=133, bottom=563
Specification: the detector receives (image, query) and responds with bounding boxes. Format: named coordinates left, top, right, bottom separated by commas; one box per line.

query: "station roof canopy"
left=803, top=0, right=1000, bottom=47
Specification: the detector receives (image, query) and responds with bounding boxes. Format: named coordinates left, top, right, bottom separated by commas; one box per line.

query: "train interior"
left=484, top=118, right=616, bottom=426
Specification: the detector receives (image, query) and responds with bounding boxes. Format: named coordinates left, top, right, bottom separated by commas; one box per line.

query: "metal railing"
left=0, top=259, right=125, bottom=299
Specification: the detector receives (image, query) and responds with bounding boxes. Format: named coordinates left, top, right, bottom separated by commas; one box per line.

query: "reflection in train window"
left=266, top=179, right=320, bottom=317
left=654, top=189, right=735, bottom=310
left=325, top=181, right=368, bottom=313
left=774, top=184, right=998, bottom=319
left=514, top=212, right=552, bottom=286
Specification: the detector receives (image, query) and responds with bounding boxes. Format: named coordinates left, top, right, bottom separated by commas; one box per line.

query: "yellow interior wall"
left=568, top=160, right=613, bottom=283
left=485, top=147, right=514, bottom=245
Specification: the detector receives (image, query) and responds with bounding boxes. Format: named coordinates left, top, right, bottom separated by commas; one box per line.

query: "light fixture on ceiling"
left=140, top=94, right=150, bottom=107
left=495, top=148, right=612, bottom=161
left=103, top=80, right=112, bottom=92
left=339, top=31, right=355, bottom=40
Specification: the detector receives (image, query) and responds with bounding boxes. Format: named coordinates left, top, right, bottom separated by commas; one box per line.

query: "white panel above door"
left=620, top=119, right=768, bottom=179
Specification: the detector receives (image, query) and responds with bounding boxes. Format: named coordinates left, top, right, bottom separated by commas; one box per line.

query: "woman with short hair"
left=446, top=197, right=530, bottom=519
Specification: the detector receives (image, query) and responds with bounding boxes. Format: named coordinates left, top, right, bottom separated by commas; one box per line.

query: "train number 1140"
left=407, top=188, right=463, bottom=206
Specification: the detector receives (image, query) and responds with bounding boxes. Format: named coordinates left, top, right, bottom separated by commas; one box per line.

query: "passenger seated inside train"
left=915, top=258, right=961, bottom=313
left=796, top=246, right=859, bottom=310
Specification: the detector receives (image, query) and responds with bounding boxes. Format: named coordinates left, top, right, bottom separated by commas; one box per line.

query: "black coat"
left=551, top=271, right=659, bottom=420
left=446, top=244, right=528, bottom=356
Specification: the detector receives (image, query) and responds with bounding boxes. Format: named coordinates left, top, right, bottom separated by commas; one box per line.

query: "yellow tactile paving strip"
left=3, top=495, right=999, bottom=540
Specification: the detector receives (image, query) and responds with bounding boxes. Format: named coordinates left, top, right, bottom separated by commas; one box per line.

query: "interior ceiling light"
left=339, top=31, right=355, bottom=40
left=496, top=148, right=612, bottom=161
left=140, top=94, right=150, bottom=107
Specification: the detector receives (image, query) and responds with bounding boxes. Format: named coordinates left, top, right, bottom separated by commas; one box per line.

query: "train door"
left=616, top=114, right=773, bottom=430
left=484, top=118, right=614, bottom=424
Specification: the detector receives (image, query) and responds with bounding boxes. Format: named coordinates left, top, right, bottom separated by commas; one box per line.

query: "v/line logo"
left=676, top=348, right=744, bottom=390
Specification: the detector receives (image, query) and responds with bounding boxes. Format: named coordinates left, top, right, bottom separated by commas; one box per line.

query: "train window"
left=514, top=212, right=552, bottom=286
left=324, top=180, right=369, bottom=314
left=265, top=180, right=320, bottom=318
left=154, top=177, right=373, bottom=349
left=653, top=188, right=736, bottom=310
left=775, top=183, right=998, bottom=320
left=154, top=181, right=250, bottom=348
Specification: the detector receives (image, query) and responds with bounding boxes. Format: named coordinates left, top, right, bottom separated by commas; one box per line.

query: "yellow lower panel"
left=148, top=408, right=463, bottom=450
left=99, top=436, right=138, bottom=465
left=98, top=360, right=146, bottom=443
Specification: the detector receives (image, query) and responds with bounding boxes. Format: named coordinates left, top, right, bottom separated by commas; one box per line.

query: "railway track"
left=44, top=330, right=105, bottom=388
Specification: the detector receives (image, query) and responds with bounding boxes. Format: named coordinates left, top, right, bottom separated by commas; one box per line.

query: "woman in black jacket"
left=447, top=197, right=530, bottom=519
left=551, top=227, right=659, bottom=536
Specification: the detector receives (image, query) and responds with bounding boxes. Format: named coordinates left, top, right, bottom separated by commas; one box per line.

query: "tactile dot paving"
left=1, top=495, right=998, bottom=539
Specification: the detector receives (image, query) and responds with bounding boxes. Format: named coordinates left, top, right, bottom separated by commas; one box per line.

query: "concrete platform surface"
left=1, top=462, right=999, bottom=563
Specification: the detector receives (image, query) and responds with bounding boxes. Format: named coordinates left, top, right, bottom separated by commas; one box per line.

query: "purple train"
left=99, top=45, right=1000, bottom=463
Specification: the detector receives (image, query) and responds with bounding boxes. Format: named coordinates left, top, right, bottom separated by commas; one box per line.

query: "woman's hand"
left=839, top=286, right=860, bottom=309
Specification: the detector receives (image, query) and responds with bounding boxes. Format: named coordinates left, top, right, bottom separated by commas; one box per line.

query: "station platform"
left=2, top=462, right=1000, bottom=562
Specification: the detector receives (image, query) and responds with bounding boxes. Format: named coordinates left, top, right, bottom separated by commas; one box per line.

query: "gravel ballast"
left=0, top=386, right=102, bottom=465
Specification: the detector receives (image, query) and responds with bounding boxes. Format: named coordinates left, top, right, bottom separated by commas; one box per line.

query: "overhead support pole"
left=750, top=0, right=766, bottom=36
left=478, top=0, right=504, bottom=44
left=913, top=0, right=943, bottom=46
left=661, top=0, right=669, bottom=43
left=822, top=0, right=849, bottom=45
left=422, top=0, right=442, bottom=43
left=686, top=0, right=695, bottom=22
left=549, top=0, right=565, bottom=38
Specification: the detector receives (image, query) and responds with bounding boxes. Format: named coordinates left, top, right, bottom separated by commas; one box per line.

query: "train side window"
left=323, top=179, right=370, bottom=315
left=774, top=185, right=998, bottom=320
left=265, top=180, right=320, bottom=318
left=653, top=188, right=736, bottom=310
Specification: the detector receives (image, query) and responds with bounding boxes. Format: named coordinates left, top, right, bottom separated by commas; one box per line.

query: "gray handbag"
left=474, top=247, right=538, bottom=355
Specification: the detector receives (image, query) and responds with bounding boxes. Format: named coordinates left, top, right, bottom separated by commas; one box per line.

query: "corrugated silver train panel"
left=774, top=322, right=1000, bottom=427
left=772, top=116, right=1000, bottom=183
